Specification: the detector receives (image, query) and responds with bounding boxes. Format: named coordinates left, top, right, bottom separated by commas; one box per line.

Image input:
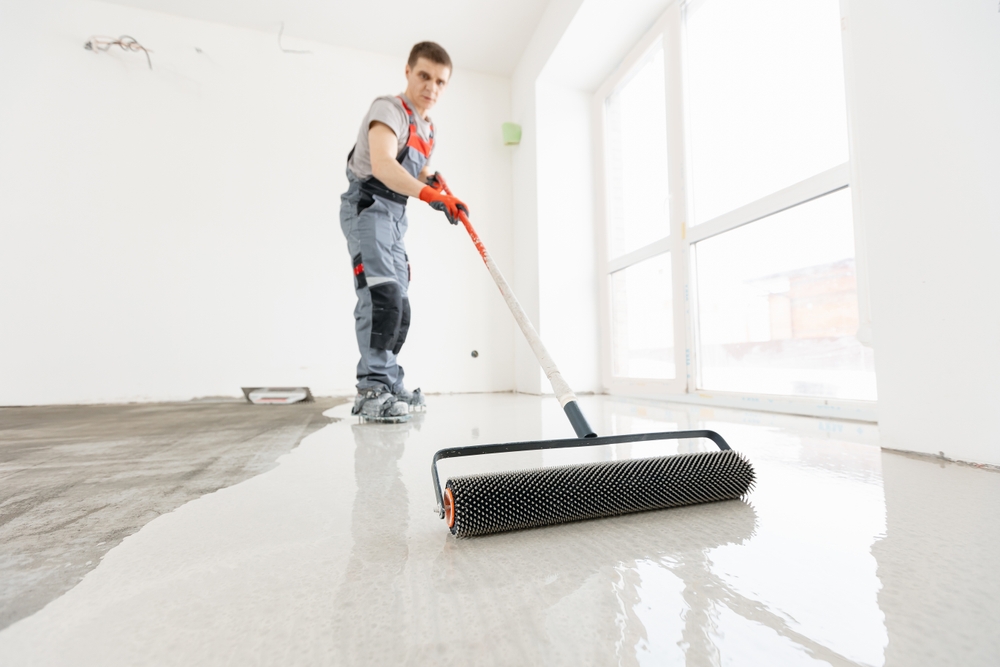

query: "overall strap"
left=397, top=96, right=434, bottom=159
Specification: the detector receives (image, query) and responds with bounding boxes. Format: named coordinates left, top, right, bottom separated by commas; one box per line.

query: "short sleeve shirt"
left=348, top=94, right=433, bottom=180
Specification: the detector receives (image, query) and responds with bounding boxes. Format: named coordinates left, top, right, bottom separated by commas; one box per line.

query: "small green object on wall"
left=502, top=122, right=522, bottom=146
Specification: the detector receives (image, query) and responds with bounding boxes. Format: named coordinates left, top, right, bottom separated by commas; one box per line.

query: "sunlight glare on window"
left=611, top=253, right=675, bottom=379
left=605, top=45, right=670, bottom=258
left=685, top=0, right=849, bottom=224
left=693, top=189, right=875, bottom=400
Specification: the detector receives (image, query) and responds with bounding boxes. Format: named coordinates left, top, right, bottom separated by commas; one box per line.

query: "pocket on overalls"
left=369, top=281, right=403, bottom=351
left=393, top=297, right=411, bottom=355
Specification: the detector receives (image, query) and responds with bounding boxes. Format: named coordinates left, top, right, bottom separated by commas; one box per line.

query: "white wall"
left=0, top=0, right=514, bottom=405
left=509, top=0, right=586, bottom=395
left=535, top=83, right=600, bottom=393
left=842, top=0, right=1000, bottom=465
left=511, top=0, right=667, bottom=397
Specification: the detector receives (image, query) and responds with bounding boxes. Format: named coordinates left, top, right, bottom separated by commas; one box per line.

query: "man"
left=340, top=42, right=468, bottom=421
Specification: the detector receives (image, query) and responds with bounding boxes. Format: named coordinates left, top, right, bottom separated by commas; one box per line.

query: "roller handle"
left=431, top=429, right=732, bottom=518
left=563, top=401, right=595, bottom=439
left=439, top=182, right=595, bottom=438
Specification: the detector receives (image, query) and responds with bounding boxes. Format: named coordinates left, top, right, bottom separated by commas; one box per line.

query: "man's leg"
left=355, top=199, right=406, bottom=389
left=388, top=220, right=410, bottom=391
left=388, top=213, right=425, bottom=409
left=351, top=287, right=391, bottom=391
left=342, top=192, right=408, bottom=419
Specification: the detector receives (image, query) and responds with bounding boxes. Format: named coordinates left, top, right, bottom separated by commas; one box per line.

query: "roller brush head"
left=444, top=449, right=755, bottom=538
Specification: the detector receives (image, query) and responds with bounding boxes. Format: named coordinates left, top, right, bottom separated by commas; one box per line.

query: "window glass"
left=693, top=189, right=875, bottom=399
left=685, top=0, right=849, bottom=224
left=611, top=253, right=674, bottom=379
left=605, top=45, right=670, bottom=258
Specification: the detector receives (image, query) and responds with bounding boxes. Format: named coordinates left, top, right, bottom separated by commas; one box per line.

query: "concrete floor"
left=0, top=398, right=342, bottom=630
left=1, top=394, right=998, bottom=666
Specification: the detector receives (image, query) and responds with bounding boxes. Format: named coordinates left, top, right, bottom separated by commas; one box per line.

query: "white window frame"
left=593, top=0, right=876, bottom=422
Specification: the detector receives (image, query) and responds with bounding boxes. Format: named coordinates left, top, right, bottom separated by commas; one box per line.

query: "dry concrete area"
left=0, top=398, right=343, bottom=629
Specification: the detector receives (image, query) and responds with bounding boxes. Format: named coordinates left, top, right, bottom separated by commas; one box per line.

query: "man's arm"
left=370, top=120, right=468, bottom=221
left=369, top=122, right=426, bottom=198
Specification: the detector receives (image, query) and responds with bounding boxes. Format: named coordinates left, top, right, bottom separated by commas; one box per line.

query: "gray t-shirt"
left=348, top=94, right=433, bottom=181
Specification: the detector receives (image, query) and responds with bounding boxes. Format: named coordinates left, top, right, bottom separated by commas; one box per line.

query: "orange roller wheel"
left=443, top=487, right=455, bottom=529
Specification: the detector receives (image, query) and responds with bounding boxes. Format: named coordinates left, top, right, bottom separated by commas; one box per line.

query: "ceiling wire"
left=84, top=35, right=153, bottom=69
left=278, top=22, right=312, bottom=55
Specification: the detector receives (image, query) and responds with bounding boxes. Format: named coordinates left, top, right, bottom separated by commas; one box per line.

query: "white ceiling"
left=99, top=0, right=553, bottom=75
left=543, top=0, right=670, bottom=91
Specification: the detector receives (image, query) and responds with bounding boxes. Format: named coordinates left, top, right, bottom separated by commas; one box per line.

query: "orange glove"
left=419, top=186, right=469, bottom=225
left=426, top=171, right=448, bottom=191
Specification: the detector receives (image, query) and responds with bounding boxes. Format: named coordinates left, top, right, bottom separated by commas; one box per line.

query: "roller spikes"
left=445, top=450, right=755, bottom=538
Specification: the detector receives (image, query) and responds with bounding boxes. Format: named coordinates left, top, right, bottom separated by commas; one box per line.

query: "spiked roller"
left=433, top=430, right=755, bottom=538
left=432, top=180, right=756, bottom=537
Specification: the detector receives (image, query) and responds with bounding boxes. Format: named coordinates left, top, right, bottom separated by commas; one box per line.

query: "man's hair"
left=408, top=42, right=452, bottom=72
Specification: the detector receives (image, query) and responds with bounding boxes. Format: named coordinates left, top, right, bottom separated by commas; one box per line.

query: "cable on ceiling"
left=84, top=35, right=153, bottom=70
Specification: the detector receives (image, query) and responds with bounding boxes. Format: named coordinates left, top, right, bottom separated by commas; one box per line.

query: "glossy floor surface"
left=1, top=394, right=998, bottom=666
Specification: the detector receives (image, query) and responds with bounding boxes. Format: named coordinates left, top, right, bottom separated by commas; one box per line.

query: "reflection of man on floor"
left=339, top=41, right=468, bottom=422
left=333, top=422, right=413, bottom=662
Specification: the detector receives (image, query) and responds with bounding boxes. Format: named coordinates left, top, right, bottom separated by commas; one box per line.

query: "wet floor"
left=0, top=394, right=997, bottom=666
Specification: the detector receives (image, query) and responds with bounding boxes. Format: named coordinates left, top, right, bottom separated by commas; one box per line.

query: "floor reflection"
left=433, top=500, right=761, bottom=665
left=331, top=418, right=418, bottom=663
left=875, top=451, right=1000, bottom=666
left=591, top=398, right=886, bottom=666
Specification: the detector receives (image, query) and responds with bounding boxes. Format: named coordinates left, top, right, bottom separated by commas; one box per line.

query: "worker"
left=340, top=41, right=468, bottom=422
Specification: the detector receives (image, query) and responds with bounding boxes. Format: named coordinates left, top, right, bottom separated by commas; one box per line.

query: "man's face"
left=404, top=57, right=450, bottom=113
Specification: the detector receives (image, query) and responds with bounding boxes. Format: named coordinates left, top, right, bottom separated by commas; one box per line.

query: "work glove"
left=419, top=186, right=469, bottom=225
left=426, top=171, right=448, bottom=191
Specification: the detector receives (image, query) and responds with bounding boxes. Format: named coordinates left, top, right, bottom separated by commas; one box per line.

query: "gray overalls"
left=340, top=96, right=434, bottom=392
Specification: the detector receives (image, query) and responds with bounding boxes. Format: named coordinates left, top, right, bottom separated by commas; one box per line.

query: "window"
left=605, top=45, right=669, bottom=259
left=685, top=0, right=850, bottom=225
left=693, top=189, right=876, bottom=400
left=604, top=42, right=678, bottom=383
left=611, top=253, right=675, bottom=379
left=597, top=0, right=874, bottom=412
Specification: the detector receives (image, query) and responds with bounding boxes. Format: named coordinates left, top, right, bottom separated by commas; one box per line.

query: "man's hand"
left=426, top=172, right=448, bottom=191
left=419, top=186, right=468, bottom=225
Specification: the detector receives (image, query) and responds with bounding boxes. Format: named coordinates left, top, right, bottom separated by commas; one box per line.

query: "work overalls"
left=340, top=97, right=434, bottom=392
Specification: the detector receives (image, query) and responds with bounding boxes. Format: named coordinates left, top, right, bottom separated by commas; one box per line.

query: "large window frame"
left=593, top=1, right=875, bottom=421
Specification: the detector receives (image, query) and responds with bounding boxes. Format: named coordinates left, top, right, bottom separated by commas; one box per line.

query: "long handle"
left=443, top=185, right=595, bottom=439
left=431, top=429, right=733, bottom=516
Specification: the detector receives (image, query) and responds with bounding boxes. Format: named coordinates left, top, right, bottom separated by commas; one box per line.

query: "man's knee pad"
left=392, top=297, right=411, bottom=355
left=369, top=281, right=403, bottom=351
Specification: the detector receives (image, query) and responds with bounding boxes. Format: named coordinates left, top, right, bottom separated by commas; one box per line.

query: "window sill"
left=603, top=379, right=877, bottom=423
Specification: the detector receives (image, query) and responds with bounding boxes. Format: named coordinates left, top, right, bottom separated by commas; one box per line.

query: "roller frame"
left=432, top=429, right=732, bottom=519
